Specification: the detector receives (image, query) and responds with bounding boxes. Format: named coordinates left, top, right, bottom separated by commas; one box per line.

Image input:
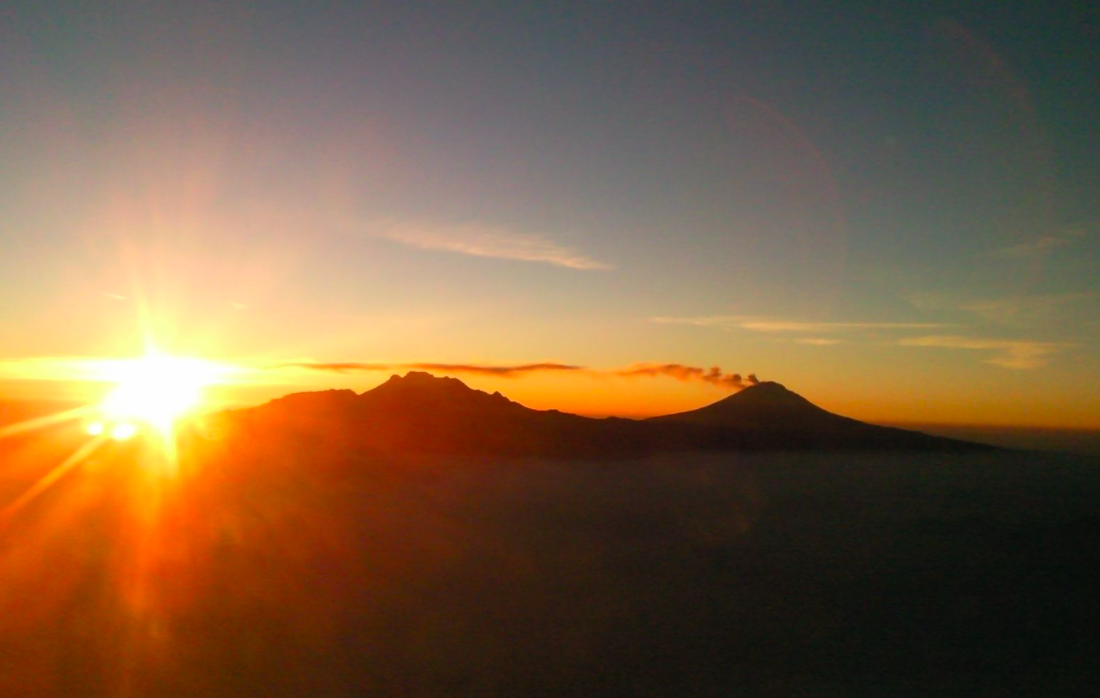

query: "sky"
left=1, top=0, right=1099, bottom=428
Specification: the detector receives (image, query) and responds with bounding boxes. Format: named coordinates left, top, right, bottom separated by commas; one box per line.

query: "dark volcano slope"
left=649, top=381, right=974, bottom=451
left=223, top=374, right=984, bottom=457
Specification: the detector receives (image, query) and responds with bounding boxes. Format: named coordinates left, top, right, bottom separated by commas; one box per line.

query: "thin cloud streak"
left=899, top=335, right=1065, bottom=370
left=650, top=315, right=953, bottom=333
left=959, top=293, right=1096, bottom=326
left=381, top=222, right=610, bottom=270
left=988, top=229, right=1085, bottom=259
left=285, top=361, right=758, bottom=391
left=282, top=362, right=584, bottom=377
left=795, top=338, right=843, bottom=345
left=909, top=291, right=1096, bottom=328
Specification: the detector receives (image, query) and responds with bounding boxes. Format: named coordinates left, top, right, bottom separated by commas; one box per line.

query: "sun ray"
left=0, top=406, right=97, bottom=441
left=0, top=436, right=107, bottom=530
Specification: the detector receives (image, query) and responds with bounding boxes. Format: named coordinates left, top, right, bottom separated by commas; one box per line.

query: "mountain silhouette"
left=235, top=372, right=644, bottom=457
left=649, top=380, right=964, bottom=449
left=651, top=381, right=827, bottom=426
left=223, top=372, right=984, bottom=457
left=652, top=380, right=884, bottom=433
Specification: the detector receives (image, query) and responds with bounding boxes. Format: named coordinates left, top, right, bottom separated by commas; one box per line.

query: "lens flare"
left=97, top=353, right=225, bottom=436
left=110, top=423, right=138, bottom=440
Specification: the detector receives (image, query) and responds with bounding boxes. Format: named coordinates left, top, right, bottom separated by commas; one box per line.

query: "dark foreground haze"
left=2, top=422, right=1099, bottom=696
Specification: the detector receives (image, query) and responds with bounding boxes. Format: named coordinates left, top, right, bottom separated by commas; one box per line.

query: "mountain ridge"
left=223, top=372, right=986, bottom=456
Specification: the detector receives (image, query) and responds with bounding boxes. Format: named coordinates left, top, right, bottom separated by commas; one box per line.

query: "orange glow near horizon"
left=2, top=355, right=1100, bottom=431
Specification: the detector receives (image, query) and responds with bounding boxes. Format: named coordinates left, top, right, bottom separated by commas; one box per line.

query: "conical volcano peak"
left=740, top=380, right=788, bottom=393
left=738, top=380, right=787, bottom=392
left=647, top=379, right=834, bottom=427
left=728, top=381, right=812, bottom=407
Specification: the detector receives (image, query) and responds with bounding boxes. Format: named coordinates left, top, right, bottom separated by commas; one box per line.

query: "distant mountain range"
left=220, top=371, right=985, bottom=457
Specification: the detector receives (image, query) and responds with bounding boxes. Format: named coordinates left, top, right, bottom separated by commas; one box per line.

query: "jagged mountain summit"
left=224, top=372, right=984, bottom=457
left=238, top=371, right=638, bottom=457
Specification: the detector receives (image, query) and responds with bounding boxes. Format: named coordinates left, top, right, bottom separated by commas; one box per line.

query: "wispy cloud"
left=905, top=292, right=951, bottom=313
left=283, top=360, right=759, bottom=391
left=795, top=338, right=843, bottom=346
left=283, top=362, right=583, bottom=377
left=959, top=293, right=1095, bottom=326
left=649, top=315, right=952, bottom=333
left=908, top=291, right=1096, bottom=328
left=616, top=364, right=757, bottom=389
left=380, top=222, right=610, bottom=270
left=988, top=229, right=1085, bottom=259
left=899, top=335, right=1064, bottom=370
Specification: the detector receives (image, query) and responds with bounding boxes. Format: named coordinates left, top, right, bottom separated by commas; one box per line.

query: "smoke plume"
left=616, top=364, right=754, bottom=390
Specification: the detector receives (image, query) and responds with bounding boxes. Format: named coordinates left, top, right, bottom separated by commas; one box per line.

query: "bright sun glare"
left=86, top=354, right=223, bottom=439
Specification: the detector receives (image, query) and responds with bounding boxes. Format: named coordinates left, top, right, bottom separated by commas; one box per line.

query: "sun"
left=87, top=353, right=224, bottom=438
